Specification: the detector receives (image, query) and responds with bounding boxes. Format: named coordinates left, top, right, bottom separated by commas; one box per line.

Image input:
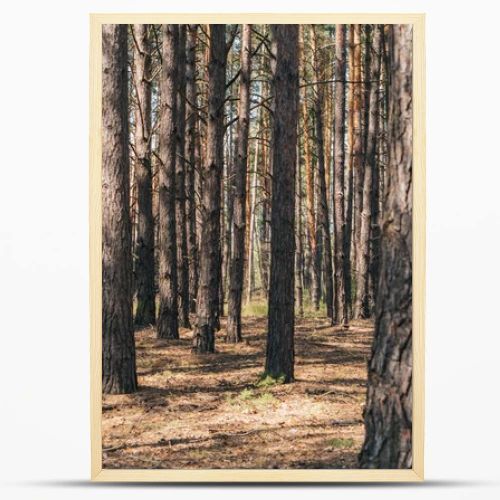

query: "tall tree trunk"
left=352, top=24, right=364, bottom=309
left=175, top=25, right=191, bottom=329
left=265, top=25, right=299, bottom=383
left=295, top=132, right=304, bottom=317
left=312, top=26, right=334, bottom=321
left=359, top=24, right=413, bottom=469
left=102, top=24, right=137, bottom=394
left=354, top=25, right=382, bottom=318
left=227, top=24, right=252, bottom=343
left=299, top=27, right=320, bottom=311
left=344, top=25, right=355, bottom=318
left=246, top=127, right=259, bottom=304
left=132, top=24, right=155, bottom=328
left=192, top=25, right=226, bottom=353
left=157, top=24, right=179, bottom=340
left=333, top=24, right=349, bottom=327
left=185, top=24, right=199, bottom=314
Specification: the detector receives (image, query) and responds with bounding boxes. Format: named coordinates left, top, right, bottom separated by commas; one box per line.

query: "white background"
left=1, top=0, right=499, bottom=499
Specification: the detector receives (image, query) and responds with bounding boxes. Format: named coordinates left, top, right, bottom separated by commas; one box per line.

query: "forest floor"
left=102, top=313, right=374, bottom=469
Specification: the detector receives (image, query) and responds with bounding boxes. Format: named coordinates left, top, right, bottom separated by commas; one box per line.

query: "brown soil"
left=102, top=315, right=373, bottom=469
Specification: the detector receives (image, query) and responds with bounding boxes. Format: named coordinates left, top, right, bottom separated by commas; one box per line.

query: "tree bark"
left=352, top=24, right=364, bottom=313
left=175, top=25, right=191, bottom=329
left=102, top=24, right=137, bottom=394
left=132, top=24, right=156, bottom=328
left=227, top=24, right=252, bottom=343
left=265, top=25, right=299, bottom=383
left=354, top=25, right=382, bottom=318
left=192, top=25, right=226, bottom=353
left=185, top=24, right=199, bottom=314
left=157, top=24, right=179, bottom=340
left=333, top=24, right=349, bottom=327
left=359, top=24, right=413, bottom=469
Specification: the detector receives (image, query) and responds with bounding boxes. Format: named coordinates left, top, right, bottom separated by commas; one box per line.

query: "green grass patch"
left=327, top=437, right=355, bottom=449
left=256, top=372, right=286, bottom=387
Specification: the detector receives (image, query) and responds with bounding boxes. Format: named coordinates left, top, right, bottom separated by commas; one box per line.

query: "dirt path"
left=102, top=316, right=373, bottom=469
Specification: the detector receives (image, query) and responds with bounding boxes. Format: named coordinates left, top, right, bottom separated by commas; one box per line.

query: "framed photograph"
left=90, top=13, right=425, bottom=482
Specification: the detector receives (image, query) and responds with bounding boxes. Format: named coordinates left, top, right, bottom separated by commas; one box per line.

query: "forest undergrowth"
left=102, top=311, right=373, bottom=469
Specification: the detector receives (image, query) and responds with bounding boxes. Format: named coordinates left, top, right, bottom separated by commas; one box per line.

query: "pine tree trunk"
left=132, top=24, right=156, bottom=328
left=157, top=24, right=179, bottom=340
left=354, top=25, right=382, bottom=318
left=352, top=24, right=364, bottom=316
left=102, top=24, right=137, bottom=394
left=359, top=24, right=413, bottom=469
left=312, top=26, right=333, bottom=321
left=185, top=24, right=199, bottom=314
left=295, top=134, right=304, bottom=317
left=265, top=25, right=299, bottom=383
left=192, top=25, right=226, bottom=353
left=175, top=25, right=191, bottom=329
left=333, top=24, right=349, bottom=327
left=227, top=24, right=252, bottom=343
left=344, top=25, right=355, bottom=319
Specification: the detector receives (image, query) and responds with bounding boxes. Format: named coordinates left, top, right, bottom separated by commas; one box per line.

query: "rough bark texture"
left=193, top=25, right=226, bottom=353
left=157, top=24, right=179, bottom=340
left=352, top=24, right=364, bottom=317
left=359, top=24, right=413, bottom=469
left=227, top=24, right=252, bottom=343
left=132, top=24, right=156, bottom=328
left=333, top=25, right=349, bottom=327
left=354, top=25, right=382, bottom=318
left=265, top=25, right=299, bottom=383
left=176, top=25, right=191, bottom=328
left=102, top=24, right=137, bottom=394
left=185, top=24, right=199, bottom=314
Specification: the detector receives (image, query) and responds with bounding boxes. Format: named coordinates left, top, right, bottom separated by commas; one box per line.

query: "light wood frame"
left=90, top=13, right=425, bottom=482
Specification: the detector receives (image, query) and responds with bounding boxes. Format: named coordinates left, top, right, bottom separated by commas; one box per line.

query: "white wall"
left=1, top=1, right=499, bottom=499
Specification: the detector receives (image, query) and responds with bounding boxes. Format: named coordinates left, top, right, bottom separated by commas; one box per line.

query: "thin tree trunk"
left=132, top=24, right=155, bottom=328
left=295, top=131, right=304, bottom=317
left=227, top=24, right=252, bottom=343
left=265, top=25, right=299, bottom=383
left=344, top=25, right=355, bottom=319
left=192, top=25, right=226, bottom=353
left=312, top=26, right=333, bottom=320
left=185, top=24, right=199, bottom=314
left=354, top=25, right=382, bottom=318
left=102, top=24, right=137, bottom=394
left=175, top=25, right=191, bottom=329
left=246, top=130, right=259, bottom=304
left=157, top=24, right=179, bottom=340
left=359, top=24, right=413, bottom=469
left=352, top=24, right=364, bottom=307
left=333, top=24, right=349, bottom=328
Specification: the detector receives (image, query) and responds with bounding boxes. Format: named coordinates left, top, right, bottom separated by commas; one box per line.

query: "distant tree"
left=227, top=24, right=252, bottom=343
left=359, top=24, right=413, bottom=469
left=332, top=24, right=349, bottom=327
left=192, top=25, right=226, bottom=353
left=102, top=24, right=137, bottom=394
left=176, top=25, right=191, bottom=329
left=354, top=25, right=382, bottom=318
left=311, top=25, right=334, bottom=321
left=131, top=24, right=155, bottom=328
left=157, top=24, right=179, bottom=340
left=265, top=24, right=299, bottom=382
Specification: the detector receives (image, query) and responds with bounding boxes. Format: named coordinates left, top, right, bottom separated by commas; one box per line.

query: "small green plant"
left=327, top=437, right=355, bottom=449
left=256, top=372, right=286, bottom=387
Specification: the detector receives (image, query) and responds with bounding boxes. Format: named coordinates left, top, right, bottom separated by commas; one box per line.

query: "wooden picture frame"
left=90, top=13, right=425, bottom=482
